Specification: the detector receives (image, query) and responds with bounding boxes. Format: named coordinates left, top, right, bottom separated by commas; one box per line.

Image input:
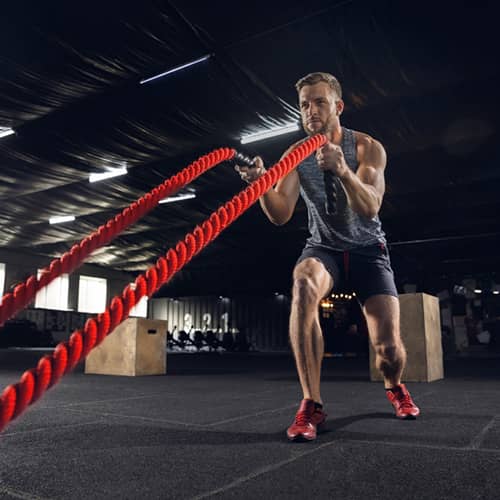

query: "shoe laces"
left=294, top=409, right=312, bottom=426
left=397, top=392, right=414, bottom=409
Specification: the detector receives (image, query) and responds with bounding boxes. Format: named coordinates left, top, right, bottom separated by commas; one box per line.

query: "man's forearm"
left=339, top=168, right=382, bottom=219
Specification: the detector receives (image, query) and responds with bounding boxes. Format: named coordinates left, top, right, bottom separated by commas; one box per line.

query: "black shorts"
left=296, top=243, right=398, bottom=305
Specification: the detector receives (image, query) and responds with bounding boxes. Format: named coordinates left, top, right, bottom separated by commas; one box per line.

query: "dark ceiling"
left=0, top=0, right=499, bottom=297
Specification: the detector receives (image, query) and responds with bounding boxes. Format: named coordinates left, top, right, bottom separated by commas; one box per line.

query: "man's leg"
left=363, top=294, right=419, bottom=418
left=289, top=257, right=333, bottom=402
left=363, top=294, right=405, bottom=388
left=287, top=257, right=332, bottom=441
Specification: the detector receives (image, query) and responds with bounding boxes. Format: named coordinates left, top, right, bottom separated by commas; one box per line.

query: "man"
left=236, top=72, right=420, bottom=442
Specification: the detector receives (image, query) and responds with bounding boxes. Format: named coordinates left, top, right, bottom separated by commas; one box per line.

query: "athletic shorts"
left=296, top=243, right=398, bottom=305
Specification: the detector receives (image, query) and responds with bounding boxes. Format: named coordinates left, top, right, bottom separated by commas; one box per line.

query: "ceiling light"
left=240, top=122, right=300, bottom=144
left=89, top=167, right=127, bottom=183
left=140, top=54, right=211, bottom=84
left=474, top=289, right=482, bottom=294
left=493, top=290, right=500, bottom=295
left=49, top=215, right=76, bottom=225
left=0, top=128, right=15, bottom=139
left=159, top=193, right=196, bottom=204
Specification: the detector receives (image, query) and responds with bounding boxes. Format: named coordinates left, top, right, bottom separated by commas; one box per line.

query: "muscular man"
left=236, top=72, right=420, bottom=442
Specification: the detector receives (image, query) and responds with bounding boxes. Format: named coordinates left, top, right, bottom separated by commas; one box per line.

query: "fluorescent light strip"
left=89, top=167, right=127, bottom=183
left=240, top=122, right=300, bottom=144
left=140, top=54, right=211, bottom=84
left=49, top=215, right=76, bottom=225
left=159, top=193, right=196, bottom=204
left=0, top=128, right=15, bottom=139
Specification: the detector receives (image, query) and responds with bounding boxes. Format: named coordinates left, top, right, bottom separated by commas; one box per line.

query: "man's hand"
left=235, top=156, right=266, bottom=183
left=315, top=142, right=349, bottom=178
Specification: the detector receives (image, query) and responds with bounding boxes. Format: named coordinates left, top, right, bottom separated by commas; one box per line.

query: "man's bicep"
left=276, top=170, right=300, bottom=205
left=357, top=140, right=387, bottom=196
left=357, top=165, right=385, bottom=196
left=274, top=140, right=304, bottom=204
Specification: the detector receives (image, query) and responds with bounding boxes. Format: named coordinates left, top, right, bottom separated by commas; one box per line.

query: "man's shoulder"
left=351, top=129, right=382, bottom=147
left=289, top=137, right=310, bottom=150
left=352, top=130, right=385, bottom=156
left=281, top=137, right=309, bottom=159
left=350, top=130, right=387, bottom=168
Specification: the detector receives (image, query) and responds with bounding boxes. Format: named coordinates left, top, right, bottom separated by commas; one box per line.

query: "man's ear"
left=336, top=99, right=344, bottom=116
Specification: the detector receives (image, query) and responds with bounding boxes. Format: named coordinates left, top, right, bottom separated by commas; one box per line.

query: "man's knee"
left=292, top=275, right=322, bottom=306
left=292, top=259, right=332, bottom=305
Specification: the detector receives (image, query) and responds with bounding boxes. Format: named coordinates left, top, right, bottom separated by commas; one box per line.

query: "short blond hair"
left=295, top=72, right=342, bottom=99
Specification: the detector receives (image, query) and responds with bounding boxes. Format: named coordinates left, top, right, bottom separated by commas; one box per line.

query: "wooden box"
left=85, top=318, right=167, bottom=376
left=369, top=293, right=443, bottom=382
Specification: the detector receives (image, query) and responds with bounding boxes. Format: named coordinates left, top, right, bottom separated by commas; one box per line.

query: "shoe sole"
left=287, top=433, right=316, bottom=442
left=287, top=421, right=326, bottom=442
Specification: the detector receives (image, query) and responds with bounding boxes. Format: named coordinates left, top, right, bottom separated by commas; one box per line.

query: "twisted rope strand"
left=0, top=134, right=326, bottom=433
left=0, top=148, right=236, bottom=328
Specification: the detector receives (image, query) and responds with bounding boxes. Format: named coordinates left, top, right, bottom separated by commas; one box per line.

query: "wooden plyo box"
left=369, top=293, right=444, bottom=382
left=85, top=318, right=167, bottom=376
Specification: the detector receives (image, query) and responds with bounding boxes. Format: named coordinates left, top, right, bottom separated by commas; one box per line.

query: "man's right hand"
left=235, top=156, right=266, bottom=183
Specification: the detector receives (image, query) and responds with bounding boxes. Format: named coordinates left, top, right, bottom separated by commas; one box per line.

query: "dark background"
left=1, top=0, right=499, bottom=298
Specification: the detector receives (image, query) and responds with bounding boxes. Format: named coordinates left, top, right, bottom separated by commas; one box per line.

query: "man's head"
left=295, top=72, right=344, bottom=136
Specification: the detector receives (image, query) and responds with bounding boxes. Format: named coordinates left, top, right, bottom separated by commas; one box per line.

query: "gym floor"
left=0, top=350, right=499, bottom=500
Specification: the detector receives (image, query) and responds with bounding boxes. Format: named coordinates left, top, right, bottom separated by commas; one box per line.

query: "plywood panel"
left=85, top=318, right=167, bottom=376
left=370, top=293, right=444, bottom=382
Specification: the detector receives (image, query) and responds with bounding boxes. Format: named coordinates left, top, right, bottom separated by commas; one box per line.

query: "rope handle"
left=233, top=151, right=256, bottom=167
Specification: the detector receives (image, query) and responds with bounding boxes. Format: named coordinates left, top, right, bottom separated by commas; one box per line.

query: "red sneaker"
left=286, top=399, right=327, bottom=441
left=386, top=384, right=420, bottom=419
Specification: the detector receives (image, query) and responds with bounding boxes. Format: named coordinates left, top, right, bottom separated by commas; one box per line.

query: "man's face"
left=298, top=82, right=341, bottom=136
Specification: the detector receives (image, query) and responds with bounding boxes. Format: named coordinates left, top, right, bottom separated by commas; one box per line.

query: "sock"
left=385, top=385, right=401, bottom=392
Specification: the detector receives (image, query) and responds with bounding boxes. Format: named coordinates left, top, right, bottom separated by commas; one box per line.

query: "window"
left=78, top=275, right=107, bottom=314
left=0, top=263, right=5, bottom=304
left=129, top=283, right=148, bottom=318
left=35, top=272, right=70, bottom=310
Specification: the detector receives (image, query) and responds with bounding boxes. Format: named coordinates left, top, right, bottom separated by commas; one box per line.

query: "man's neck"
left=326, top=124, right=343, bottom=145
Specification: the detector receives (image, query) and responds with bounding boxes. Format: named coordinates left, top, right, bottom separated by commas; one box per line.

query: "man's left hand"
left=315, top=142, right=349, bottom=178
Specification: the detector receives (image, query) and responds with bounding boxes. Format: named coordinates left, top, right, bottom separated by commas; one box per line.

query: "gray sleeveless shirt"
left=297, top=127, right=387, bottom=251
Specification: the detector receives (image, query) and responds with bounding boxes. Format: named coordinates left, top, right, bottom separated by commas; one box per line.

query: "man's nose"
left=308, top=103, right=319, bottom=115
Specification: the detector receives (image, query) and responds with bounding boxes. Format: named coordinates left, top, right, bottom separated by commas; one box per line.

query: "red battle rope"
left=0, top=148, right=235, bottom=328
left=0, top=134, right=326, bottom=432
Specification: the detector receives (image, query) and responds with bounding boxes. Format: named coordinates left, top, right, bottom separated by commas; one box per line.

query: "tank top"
left=296, top=127, right=387, bottom=251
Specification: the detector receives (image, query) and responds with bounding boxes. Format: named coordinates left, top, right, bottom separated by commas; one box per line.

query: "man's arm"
left=236, top=142, right=302, bottom=226
left=316, top=135, right=386, bottom=219
left=340, top=137, right=386, bottom=219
